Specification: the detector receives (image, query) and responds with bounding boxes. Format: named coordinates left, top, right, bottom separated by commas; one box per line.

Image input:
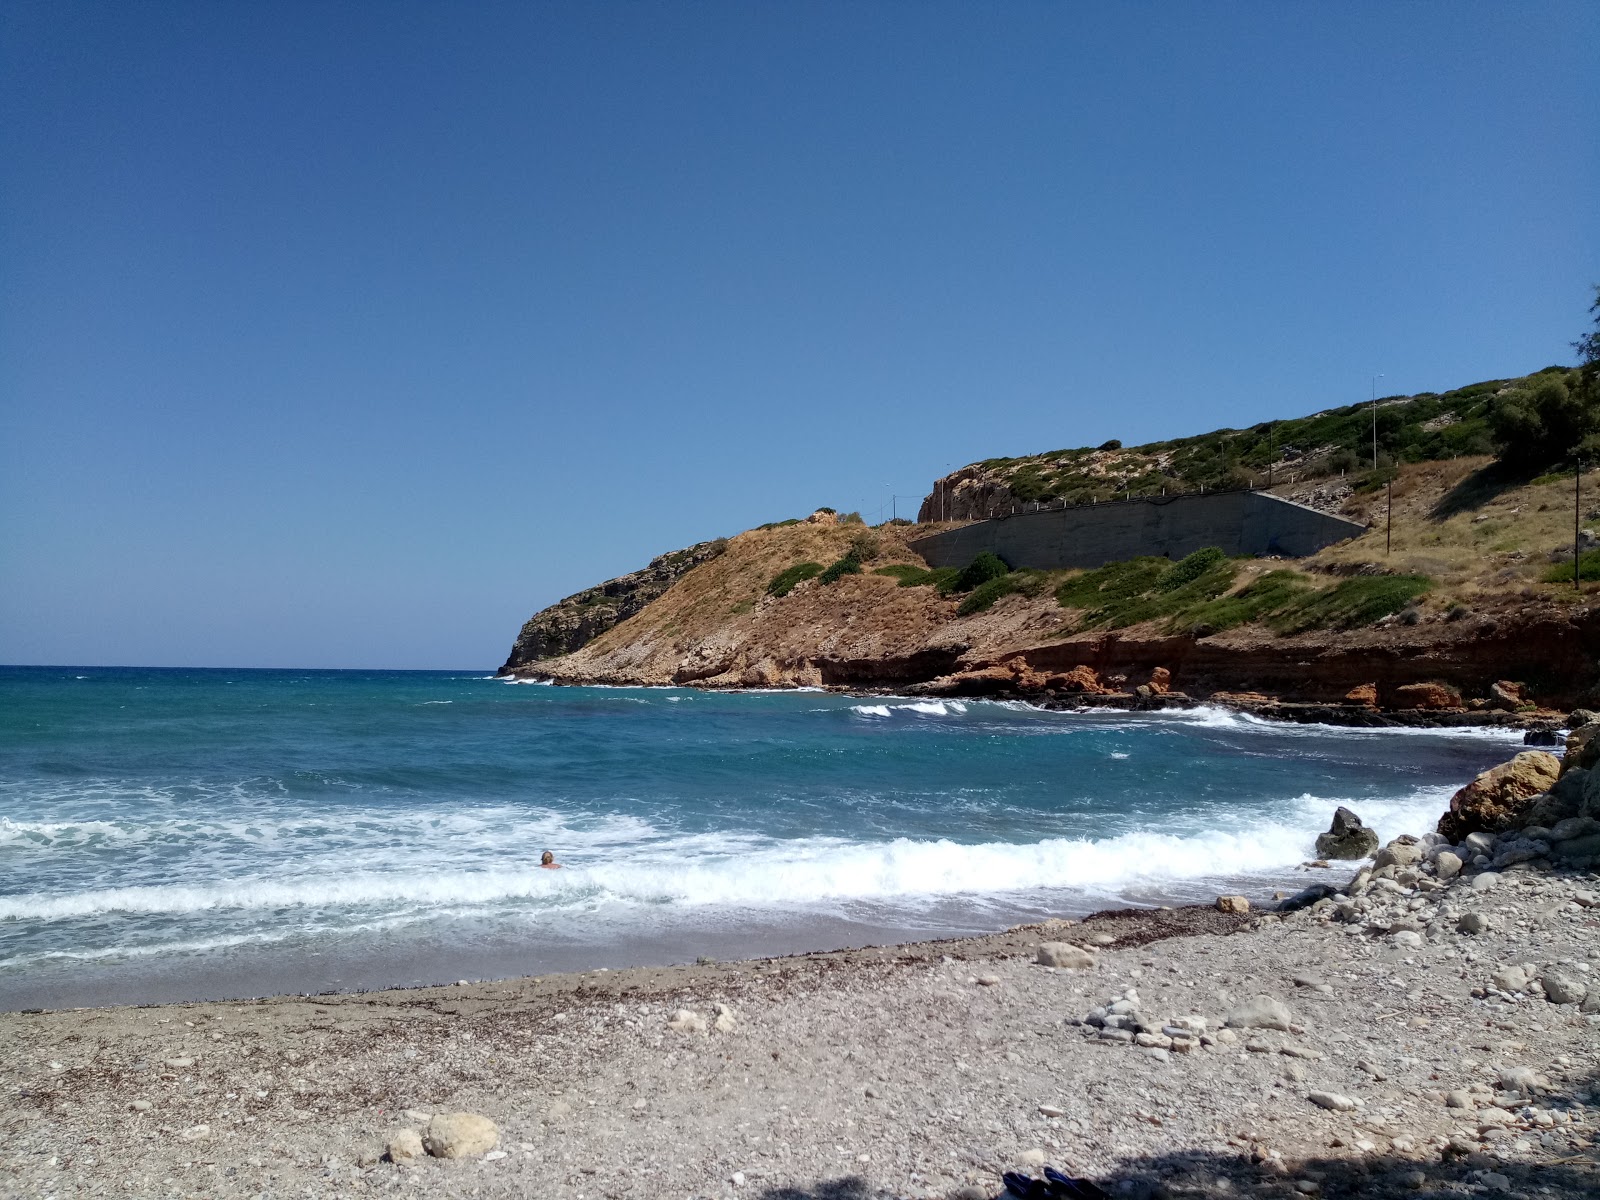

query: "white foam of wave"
left=1288, top=786, right=1453, bottom=850
left=1164, top=705, right=1527, bottom=742
left=0, top=804, right=666, bottom=861
left=2, top=791, right=1392, bottom=923
left=850, top=700, right=968, bottom=718
left=0, top=931, right=290, bottom=970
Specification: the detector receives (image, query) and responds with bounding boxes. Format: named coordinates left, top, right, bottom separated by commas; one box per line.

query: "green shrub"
left=819, top=550, right=863, bottom=584
left=1542, top=550, right=1600, bottom=582
left=1271, top=574, right=1432, bottom=633
left=874, top=564, right=961, bottom=590
left=1055, top=557, right=1169, bottom=611
left=953, top=551, right=1010, bottom=593
left=1155, top=547, right=1228, bottom=592
left=767, top=562, right=823, bottom=597
left=958, top=574, right=1021, bottom=616
left=840, top=511, right=866, bottom=525
left=757, top=518, right=802, bottom=530
left=1171, top=570, right=1313, bottom=635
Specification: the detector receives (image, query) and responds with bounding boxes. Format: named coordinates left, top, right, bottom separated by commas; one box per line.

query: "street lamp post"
left=1370, top=374, right=1385, bottom=471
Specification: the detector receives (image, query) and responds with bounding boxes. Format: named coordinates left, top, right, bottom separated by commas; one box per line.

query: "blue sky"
left=3, top=2, right=1597, bottom=669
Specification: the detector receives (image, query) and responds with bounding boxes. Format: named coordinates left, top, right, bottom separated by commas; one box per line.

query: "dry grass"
left=1309, top=457, right=1596, bottom=603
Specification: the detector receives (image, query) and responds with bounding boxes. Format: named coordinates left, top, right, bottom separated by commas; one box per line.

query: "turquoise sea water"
left=0, top=666, right=1520, bottom=1009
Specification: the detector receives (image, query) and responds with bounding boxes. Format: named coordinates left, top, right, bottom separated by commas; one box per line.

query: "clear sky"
left=3, top=2, right=1597, bottom=669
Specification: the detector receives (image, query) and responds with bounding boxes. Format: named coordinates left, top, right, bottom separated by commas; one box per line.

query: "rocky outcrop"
left=1393, top=682, right=1463, bottom=711
left=499, top=539, right=727, bottom=673
left=1436, top=751, right=1562, bottom=842
left=1315, top=807, right=1379, bottom=860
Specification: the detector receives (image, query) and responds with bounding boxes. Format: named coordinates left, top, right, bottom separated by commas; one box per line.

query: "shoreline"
left=5, top=853, right=1596, bottom=1199
left=0, top=866, right=1343, bottom=1016
left=503, top=670, right=1564, bottom=734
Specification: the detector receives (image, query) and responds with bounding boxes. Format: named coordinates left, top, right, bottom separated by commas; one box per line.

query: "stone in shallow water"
left=1316, top=807, right=1379, bottom=860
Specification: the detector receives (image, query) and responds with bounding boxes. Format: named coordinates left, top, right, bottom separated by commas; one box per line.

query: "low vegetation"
left=958, top=294, right=1600, bottom=506
left=767, top=562, right=824, bottom=597
left=873, top=564, right=959, bottom=590
left=1543, top=550, right=1600, bottom=583
left=818, top=549, right=864, bottom=584
left=1052, top=546, right=1432, bottom=636
left=1270, top=573, right=1433, bottom=634
left=952, top=551, right=1010, bottom=592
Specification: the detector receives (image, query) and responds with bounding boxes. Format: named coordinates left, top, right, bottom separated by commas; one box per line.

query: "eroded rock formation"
left=499, top=539, right=727, bottom=673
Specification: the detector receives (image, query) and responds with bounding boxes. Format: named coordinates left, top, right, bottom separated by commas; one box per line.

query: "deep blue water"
left=0, top=666, right=1519, bottom=1007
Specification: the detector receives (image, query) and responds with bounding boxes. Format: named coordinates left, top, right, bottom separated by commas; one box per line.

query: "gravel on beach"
left=3, top=860, right=1598, bottom=1200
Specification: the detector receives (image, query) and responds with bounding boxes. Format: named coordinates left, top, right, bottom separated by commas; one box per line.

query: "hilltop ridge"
left=920, top=367, right=1575, bottom=522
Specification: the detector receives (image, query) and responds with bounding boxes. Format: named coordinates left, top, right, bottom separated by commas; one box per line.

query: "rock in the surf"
left=423, top=1112, right=498, bottom=1159
left=1036, top=942, right=1096, bottom=969
left=1315, top=808, right=1379, bottom=860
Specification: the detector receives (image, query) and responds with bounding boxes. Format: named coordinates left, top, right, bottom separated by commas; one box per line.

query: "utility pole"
left=1371, top=374, right=1385, bottom=471
left=1386, top=477, right=1393, bottom=555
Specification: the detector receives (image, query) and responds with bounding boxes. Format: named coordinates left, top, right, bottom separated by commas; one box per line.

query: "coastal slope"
left=512, top=458, right=1600, bottom=712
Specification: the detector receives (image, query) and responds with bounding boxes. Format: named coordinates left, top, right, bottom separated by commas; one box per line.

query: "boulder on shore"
left=1437, top=751, right=1561, bottom=842
left=422, top=1113, right=498, bottom=1159
left=1489, top=680, right=1528, bottom=711
left=1344, top=683, right=1377, bottom=707
left=1315, top=807, right=1379, bottom=860
left=1393, top=682, right=1462, bottom=711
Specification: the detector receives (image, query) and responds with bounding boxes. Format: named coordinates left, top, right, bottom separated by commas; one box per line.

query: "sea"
left=0, top=665, right=1522, bottom=1011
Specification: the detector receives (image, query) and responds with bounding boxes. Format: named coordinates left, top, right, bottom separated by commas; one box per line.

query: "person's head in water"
left=540, top=850, right=561, bottom=869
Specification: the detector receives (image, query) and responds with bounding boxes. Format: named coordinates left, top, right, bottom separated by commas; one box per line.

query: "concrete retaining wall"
left=909, top=490, right=1365, bottom=571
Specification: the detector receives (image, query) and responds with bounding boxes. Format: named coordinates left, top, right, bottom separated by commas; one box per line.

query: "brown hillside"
left=523, top=464, right=1600, bottom=709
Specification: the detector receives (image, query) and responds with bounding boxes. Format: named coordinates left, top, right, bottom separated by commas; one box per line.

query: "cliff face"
left=498, top=539, right=728, bottom=674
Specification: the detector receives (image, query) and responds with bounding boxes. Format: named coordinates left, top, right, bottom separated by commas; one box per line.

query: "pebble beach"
left=4, top=834, right=1597, bottom=1200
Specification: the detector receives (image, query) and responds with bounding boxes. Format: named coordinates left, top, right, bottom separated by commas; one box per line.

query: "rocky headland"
left=501, top=538, right=728, bottom=674
left=499, top=459, right=1600, bottom=728
left=4, top=728, right=1598, bottom=1199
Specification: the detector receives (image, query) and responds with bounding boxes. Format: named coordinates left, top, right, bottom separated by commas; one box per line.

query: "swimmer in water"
left=540, top=850, right=562, bottom=869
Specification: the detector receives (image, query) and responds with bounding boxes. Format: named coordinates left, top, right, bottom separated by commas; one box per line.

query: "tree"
left=1575, top=284, right=1600, bottom=373
left=1488, top=289, right=1600, bottom=468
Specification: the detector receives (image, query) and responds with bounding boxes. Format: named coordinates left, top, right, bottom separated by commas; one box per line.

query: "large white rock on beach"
left=1308, top=1091, right=1361, bottom=1112
left=1036, top=942, right=1096, bottom=969
left=423, top=1112, right=498, bottom=1159
left=386, top=1129, right=424, bottom=1163
left=1224, top=995, right=1293, bottom=1031
left=1374, top=838, right=1422, bottom=869
left=667, top=1009, right=708, bottom=1034
left=1541, top=967, right=1588, bottom=1005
